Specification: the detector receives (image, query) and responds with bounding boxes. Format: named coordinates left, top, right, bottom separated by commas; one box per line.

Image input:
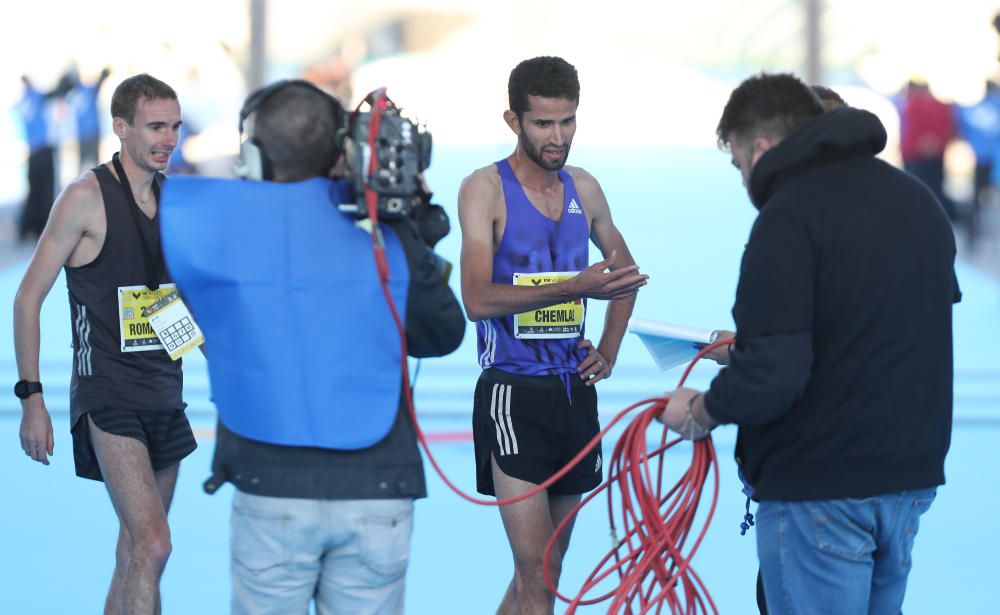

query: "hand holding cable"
left=544, top=338, right=734, bottom=614
left=660, top=389, right=718, bottom=441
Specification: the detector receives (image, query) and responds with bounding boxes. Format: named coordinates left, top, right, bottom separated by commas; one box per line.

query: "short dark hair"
left=716, top=73, right=823, bottom=148
left=110, top=74, right=177, bottom=125
left=508, top=56, right=580, bottom=119
left=251, top=82, right=345, bottom=181
left=811, top=85, right=847, bottom=110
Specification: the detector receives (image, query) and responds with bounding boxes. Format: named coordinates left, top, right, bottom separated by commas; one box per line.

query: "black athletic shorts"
left=473, top=368, right=603, bottom=496
left=71, top=406, right=197, bottom=482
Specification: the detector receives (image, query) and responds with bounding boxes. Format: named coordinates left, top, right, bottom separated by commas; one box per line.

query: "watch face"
left=14, top=380, right=41, bottom=399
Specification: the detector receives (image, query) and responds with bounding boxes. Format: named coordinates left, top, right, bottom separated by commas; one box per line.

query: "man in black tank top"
left=13, top=74, right=192, bottom=615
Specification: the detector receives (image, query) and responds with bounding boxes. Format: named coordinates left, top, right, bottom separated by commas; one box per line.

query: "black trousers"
left=78, top=135, right=100, bottom=173
left=19, top=147, right=55, bottom=240
left=904, top=157, right=958, bottom=222
left=968, top=161, right=994, bottom=244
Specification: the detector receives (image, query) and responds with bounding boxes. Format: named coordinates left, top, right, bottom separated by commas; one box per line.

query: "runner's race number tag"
left=513, top=271, right=584, bottom=339
left=117, top=284, right=204, bottom=359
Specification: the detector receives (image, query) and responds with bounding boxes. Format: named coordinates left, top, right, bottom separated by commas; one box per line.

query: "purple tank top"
left=476, top=159, right=590, bottom=375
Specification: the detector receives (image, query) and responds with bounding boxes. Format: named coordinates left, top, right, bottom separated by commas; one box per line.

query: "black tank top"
left=65, top=164, right=183, bottom=425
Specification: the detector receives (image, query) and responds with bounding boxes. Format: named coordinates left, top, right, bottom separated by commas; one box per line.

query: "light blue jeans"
left=756, top=488, right=936, bottom=615
left=230, top=491, right=414, bottom=615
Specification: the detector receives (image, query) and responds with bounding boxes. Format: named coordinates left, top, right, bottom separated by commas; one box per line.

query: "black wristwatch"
left=14, top=380, right=43, bottom=400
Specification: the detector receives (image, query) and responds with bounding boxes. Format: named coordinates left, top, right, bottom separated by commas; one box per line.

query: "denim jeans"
left=756, top=488, right=936, bottom=615
left=230, top=491, right=414, bottom=615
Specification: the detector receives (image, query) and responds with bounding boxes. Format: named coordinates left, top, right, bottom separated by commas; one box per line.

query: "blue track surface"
left=2, top=145, right=998, bottom=613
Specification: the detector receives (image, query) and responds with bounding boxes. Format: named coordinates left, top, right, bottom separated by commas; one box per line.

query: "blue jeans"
left=756, top=488, right=936, bottom=615
left=230, top=491, right=414, bottom=615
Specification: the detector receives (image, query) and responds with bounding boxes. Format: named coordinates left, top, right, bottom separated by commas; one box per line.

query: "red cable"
left=360, top=88, right=728, bottom=612
left=545, top=343, right=726, bottom=614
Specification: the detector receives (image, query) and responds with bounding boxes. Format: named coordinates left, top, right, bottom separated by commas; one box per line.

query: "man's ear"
left=751, top=136, right=774, bottom=165
left=753, top=136, right=773, bottom=155
left=112, top=117, right=128, bottom=139
left=503, top=110, right=520, bottom=135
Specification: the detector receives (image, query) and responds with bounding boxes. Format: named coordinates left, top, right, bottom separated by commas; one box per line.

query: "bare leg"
left=104, top=519, right=130, bottom=615
left=90, top=416, right=178, bottom=615
left=104, top=464, right=180, bottom=615
left=492, top=456, right=582, bottom=615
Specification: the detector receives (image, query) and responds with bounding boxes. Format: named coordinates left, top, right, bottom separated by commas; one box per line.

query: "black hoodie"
left=704, top=107, right=960, bottom=500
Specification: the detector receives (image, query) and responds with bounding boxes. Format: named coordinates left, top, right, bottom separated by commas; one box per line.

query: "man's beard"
left=522, top=137, right=570, bottom=171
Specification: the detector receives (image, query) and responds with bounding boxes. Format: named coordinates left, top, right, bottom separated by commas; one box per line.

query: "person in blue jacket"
left=15, top=73, right=72, bottom=241
left=955, top=79, right=1000, bottom=245
left=69, top=66, right=112, bottom=173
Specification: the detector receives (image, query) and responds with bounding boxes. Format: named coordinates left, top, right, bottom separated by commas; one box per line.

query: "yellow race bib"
left=513, top=271, right=584, bottom=339
left=117, top=284, right=176, bottom=352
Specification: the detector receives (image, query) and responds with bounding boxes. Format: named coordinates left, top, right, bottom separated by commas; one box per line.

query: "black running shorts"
left=473, top=368, right=603, bottom=496
left=71, top=406, right=197, bottom=481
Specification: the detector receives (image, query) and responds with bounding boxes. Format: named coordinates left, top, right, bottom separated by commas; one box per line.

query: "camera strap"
left=361, top=88, right=388, bottom=224
left=359, top=88, right=392, bottom=283
left=112, top=152, right=164, bottom=290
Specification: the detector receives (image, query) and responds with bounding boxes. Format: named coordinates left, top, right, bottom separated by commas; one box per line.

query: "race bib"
left=117, top=284, right=177, bottom=352
left=513, top=271, right=584, bottom=339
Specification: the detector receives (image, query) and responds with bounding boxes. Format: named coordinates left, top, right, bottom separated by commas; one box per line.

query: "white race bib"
left=144, top=290, right=205, bottom=360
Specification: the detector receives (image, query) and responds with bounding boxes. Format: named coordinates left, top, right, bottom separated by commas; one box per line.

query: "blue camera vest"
left=160, top=176, right=409, bottom=449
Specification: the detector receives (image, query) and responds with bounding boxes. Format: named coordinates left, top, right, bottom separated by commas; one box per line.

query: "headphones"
left=233, top=79, right=347, bottom=180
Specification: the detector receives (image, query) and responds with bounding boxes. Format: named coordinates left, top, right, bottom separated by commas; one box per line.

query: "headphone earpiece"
left=234, top=137, right=268, bottom=180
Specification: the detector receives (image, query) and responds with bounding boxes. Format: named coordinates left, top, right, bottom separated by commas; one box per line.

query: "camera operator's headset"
left=233, top=79, right=347, bottom=181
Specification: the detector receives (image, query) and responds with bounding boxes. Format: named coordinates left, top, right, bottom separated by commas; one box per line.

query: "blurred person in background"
left=303, top=53, right=354, bottom=108
left=166, top=67, right=205, bottom=176
left=69, top=66, right=112, bottom=173
left=15, top=73, right=72, bottom=241
left=165, top=120, right=199, bottom=175
left=897, top=78, right=958, bottom=222
left=13, top=73, right=193, bottom=615
left=954, top=79, right=1000, bottom=247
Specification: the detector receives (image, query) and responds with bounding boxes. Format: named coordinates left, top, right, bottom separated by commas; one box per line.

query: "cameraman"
left=183, top=81, right=464, bottom=614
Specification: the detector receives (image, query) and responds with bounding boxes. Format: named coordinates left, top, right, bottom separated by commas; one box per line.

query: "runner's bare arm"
left=14, top=177, right=102, bottom=463
left=577, top=170, right=644, bottom=368
left=458, top=169, right=648, bottom=322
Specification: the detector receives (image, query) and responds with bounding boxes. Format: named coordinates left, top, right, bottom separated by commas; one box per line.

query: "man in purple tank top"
left=458, top=56, right=648, bottom=614
left=13, top=74, right=191, bottom=615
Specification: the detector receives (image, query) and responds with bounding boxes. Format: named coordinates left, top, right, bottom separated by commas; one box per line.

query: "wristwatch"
left=14, top=380, right=43, bottom=400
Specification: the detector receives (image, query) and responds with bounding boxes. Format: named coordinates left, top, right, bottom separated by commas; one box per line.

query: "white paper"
left=628, top=317, right=719, bottom=372
left=145, top=291, right=205, bottom=361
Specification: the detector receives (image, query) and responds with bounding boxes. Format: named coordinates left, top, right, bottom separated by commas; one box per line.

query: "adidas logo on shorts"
left=595, top=454, right=602, bottom=473
left=568, top=198, right=583, bottom=215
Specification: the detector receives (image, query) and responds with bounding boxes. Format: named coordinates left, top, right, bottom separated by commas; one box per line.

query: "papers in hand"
left=628, top=317, right=719, bottom=372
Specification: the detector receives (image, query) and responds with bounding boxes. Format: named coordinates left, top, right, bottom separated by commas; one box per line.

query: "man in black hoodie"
left=660, top=73, right=960, bottom=614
